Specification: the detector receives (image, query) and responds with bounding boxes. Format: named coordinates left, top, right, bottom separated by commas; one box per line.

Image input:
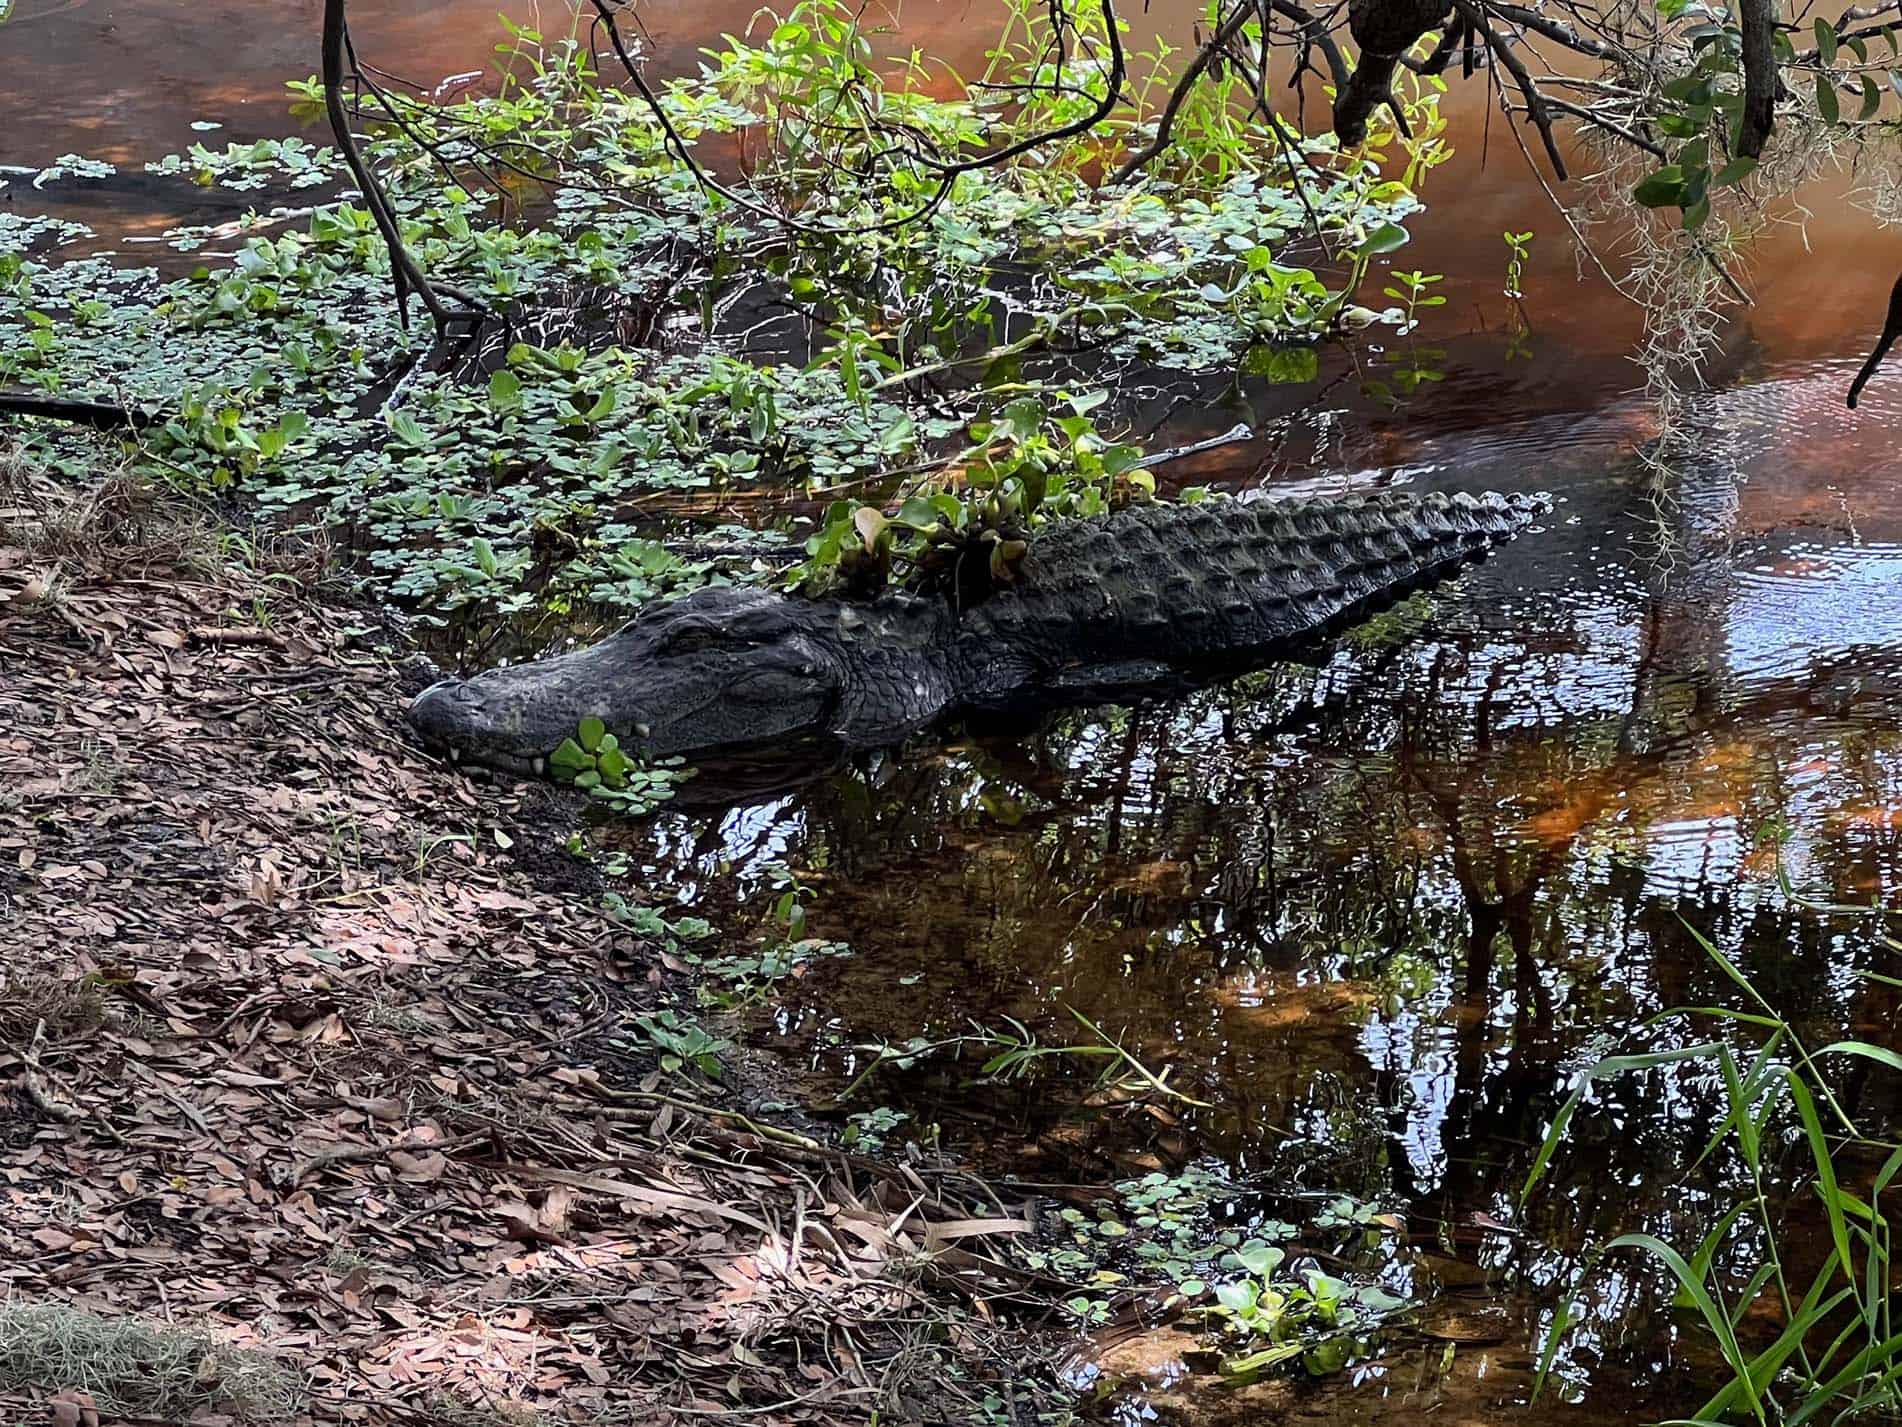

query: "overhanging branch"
left=321, top=0, right=478, bottom=336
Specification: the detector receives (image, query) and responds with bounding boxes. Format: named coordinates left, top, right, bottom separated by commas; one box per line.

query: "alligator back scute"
left=975, top=491, right=1540, bottom=669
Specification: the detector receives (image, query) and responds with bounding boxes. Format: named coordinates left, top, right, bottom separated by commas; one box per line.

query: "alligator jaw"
left=407, top=675, right=577, bottom=777
left=404, top=584, right=857, bottom=776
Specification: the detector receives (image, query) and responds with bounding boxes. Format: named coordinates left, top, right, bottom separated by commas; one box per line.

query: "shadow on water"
left=12, top=1, right=1902, bottom=1419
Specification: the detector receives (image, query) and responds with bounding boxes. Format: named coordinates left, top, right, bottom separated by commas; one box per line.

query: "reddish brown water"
left=9, top=3, right=1902, bottom=1422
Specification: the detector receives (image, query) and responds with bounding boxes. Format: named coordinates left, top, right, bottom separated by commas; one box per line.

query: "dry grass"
left=0, top=974, right=107, bottom=1047
left=426, top=1392, right=550, bottom=1427
left=0, top=1301, right=304, bottom=1422
left=0, top=445, right=333, bottom=589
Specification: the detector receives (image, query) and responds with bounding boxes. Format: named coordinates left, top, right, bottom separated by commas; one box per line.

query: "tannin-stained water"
left=9, top=3, right=1902, bottom=1419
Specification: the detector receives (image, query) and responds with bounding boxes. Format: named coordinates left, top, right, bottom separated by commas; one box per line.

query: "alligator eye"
left=799, top=662, right=817, bottom=676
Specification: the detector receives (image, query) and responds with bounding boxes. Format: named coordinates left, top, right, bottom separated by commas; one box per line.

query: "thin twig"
left=287, top=1130, right=487, bottom=1187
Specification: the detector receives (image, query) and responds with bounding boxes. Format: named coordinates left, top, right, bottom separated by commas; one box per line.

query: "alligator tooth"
left=532, top=756, right=545, bottom=775
left=634, top=722, right=651, bottom=739
left=449, top=746, right=461, bottom=763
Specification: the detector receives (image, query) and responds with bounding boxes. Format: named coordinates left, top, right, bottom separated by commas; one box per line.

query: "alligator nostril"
left=408, top=679, right=484, bottom=742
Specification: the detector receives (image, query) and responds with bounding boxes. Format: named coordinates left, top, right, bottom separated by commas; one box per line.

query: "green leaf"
left=1304, top=1339, right=1351, bottom=1376
left=1817, top=16, right=1839, bottom=67
left=895, top=496, right=941, bottom=530
left=1605, top=1233, right=1760, bottom=1413
left=1232, top=1240, right=1286, bottom=1276
left=577, top=716, right=606, bottom=753
left=1785, top=1070, right=1864, bottom=1325
left=1818, top=72, right=1842, bottom=124
left=1355, top=222, right=1410, bottom=256
left=548, top=737, right=592, bottom=776
left=1680, top=167, right=1711, bottom=229
left=1221, top=1342, right=1305, bottom=1377
left=1214, top=1280, right=1258, bottom=1314
left=488, top=367, right=521, bottom=413
left=1522, top=1042, right=1727, bottom=1200
left=1714, top=155, right=1757, bottom=186
left=1253, top=345, right=1320, bottom=384
left=595, top=746, right=631, bottom=788
left=1632, top=166, right=1685, bottom=208
left=1861, top=74, right=1883, bottom=120
left=1817, top=1039, right=1902, bottom=1075
left=388, top=410, right=428, bottom=447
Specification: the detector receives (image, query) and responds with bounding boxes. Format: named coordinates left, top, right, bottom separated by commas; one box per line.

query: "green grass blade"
left=1785, top=1069, right=1866, bottom=1324
left=1605, top=1233, right=1763, bottom=1421
left=1817, top=1039, right=1902, bottom=1076
left=1522, top=1044, right=1725, bottom=1202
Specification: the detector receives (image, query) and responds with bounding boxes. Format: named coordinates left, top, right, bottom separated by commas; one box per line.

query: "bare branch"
left=1456, top=0, right=1570, bottom=179
left=1539, top=94, right=1664, bottom=156
left=321, top=0, right=476, bottom=335
left=1269, top=0, right=1354, bottom=88
left=0, top=390, right=154, bottom=430
left=1484, top=1, right=1618, bottom=59
left=588, top=0, right=1126, bottom=236
left=1849, top=270, right=1902, bottom=408
left=1334, top=0, right=1452, bottom=143
left=1736, top=0, right=1778, bottom=158
left=1109, top=1, right=1257, bottom=183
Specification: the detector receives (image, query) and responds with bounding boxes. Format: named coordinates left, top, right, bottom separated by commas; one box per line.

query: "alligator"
left=407, top=490, right=1544, bottom=776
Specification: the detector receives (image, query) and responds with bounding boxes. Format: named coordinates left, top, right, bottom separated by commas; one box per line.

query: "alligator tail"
left=988, top=490, right=1547, bottom=665
left=1253, top=489, right=1547, bottom=641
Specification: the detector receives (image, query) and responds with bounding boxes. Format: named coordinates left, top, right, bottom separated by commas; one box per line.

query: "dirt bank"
left=0, top=460, right=1060, bottom=1426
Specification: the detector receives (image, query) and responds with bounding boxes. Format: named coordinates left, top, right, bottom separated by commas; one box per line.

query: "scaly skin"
left=407, top=490, right=1544, bottom=773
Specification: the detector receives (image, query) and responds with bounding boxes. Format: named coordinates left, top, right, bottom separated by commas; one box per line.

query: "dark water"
left=9, top=3, right=1902, bottom=1420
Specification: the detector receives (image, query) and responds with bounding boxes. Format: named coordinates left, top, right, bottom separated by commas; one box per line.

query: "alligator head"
left=407, top=584, right=957, bottom=773
left=408, top=586, right=855, bottom=772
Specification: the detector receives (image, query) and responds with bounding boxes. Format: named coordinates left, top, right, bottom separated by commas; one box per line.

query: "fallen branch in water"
left=0, top=390, right=157, bottom=431
left=1849, top=270, right=1902, bottom=409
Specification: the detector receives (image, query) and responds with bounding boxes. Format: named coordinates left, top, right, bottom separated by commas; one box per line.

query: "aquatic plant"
left=1526, top=915, right=1902, bottom=1424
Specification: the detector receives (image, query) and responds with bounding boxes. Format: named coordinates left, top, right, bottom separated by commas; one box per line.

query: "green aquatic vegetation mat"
left=1032, top=1166, right=1416, bottom=1379
left=1, top=1, right=1445, bottom=631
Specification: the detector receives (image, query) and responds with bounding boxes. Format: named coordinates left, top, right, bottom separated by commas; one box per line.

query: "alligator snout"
left=409, top=675, right=478, bottom=737
left=407, top=677, right=547, bottom=774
